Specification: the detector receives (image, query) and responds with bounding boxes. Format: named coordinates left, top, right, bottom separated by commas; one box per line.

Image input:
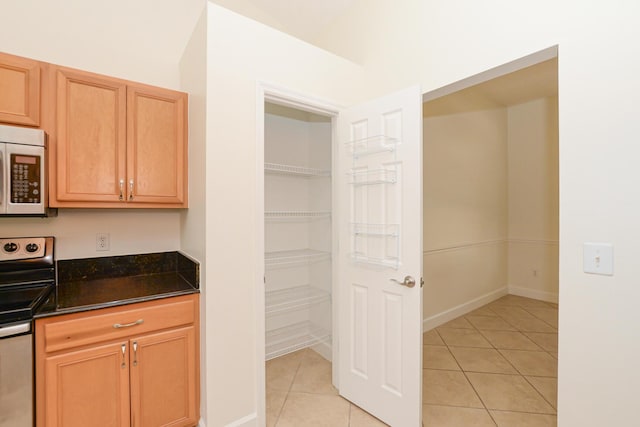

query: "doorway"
left=258, top=85, right=424, bottom=427
left=420, top=49, right=559, bottom=425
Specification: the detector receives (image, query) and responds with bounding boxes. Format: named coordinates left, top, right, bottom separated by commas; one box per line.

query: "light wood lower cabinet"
left=130, top=327, right=197, bottom=427
left=44, top=341, right=131, bottom=427
left=35, top=294, right=200, bottom=427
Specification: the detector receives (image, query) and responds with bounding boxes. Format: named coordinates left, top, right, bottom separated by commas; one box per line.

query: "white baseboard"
left=311, top=340, right=332, bottom=362
left=423, top=287, right=508, bottom=331
left=508, top=285, right=558, bottom=303
left=224, top=413, right=257, bottom=427
left=199, top=419, right=206, bottom=427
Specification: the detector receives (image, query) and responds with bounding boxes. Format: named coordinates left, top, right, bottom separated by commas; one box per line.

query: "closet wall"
left=423, top=96, right=559, bottom=327
left=264, top=103, right=332, bottom=361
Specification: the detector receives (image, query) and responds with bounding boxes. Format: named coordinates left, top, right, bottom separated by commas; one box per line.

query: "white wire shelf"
left=351, top=223, right=399, bottom=237
left=265, top=285, right=331, bottom=316
left=346, top=135, right=398, bottom=158
left=265, top=211, right=331, bottom=221
left=350, top=254, right=400, bottom=269
left=264, top=162, right=330, bottom=177
left=265, top=249, right=331, bottom=268
left=349, top=168, right=397, bottom=185
left=265, top=321, right=331, bottom=360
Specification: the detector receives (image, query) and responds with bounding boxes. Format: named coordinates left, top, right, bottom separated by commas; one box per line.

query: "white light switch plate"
left=583, top=243, right=613, bottom=276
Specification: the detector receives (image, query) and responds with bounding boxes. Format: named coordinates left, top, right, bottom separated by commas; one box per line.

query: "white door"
left=337, top=86, right=423, bottom=426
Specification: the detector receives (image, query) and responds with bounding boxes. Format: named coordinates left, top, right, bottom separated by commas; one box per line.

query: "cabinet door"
left=127, top=84, right=187, bottom=207
left=0, top=51, right=41, bottom=126
left=44, top=341, right=130, bottom=427
left=129, top=326, right=198, bottom=427
left=54, top=66, right=127, bottom=203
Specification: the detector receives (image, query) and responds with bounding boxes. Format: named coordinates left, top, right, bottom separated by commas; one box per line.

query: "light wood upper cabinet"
left=127, top=84, right=187, bottom=205
left=50, top=66, right=188, bottom=208
left=0, top=51, right=41, bottom=126
left=35, top=294, right=200, bottom=427
left=54, top=67, right=127, bottom=203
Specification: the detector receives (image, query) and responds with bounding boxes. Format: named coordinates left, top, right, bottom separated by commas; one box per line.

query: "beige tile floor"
left=266, top=294, right=558, bottom=426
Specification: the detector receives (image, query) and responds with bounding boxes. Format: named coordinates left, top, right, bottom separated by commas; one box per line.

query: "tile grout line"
left=520, top=304, right=559, bottom=330
left=436, top=323, right=498, bottom=424
left=272, top=354, right=305, bottom=427
left=521, top=375, right=558, bottom=413
left=490, top=300, right=559, bottom=415
left=427, top=297, right=558, bottom=423
left=462, top=312, right=500, bottom=426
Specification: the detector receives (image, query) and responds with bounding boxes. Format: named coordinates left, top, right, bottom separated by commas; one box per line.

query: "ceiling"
left=423, top=58, right=558, bottom=117
left=210, top=0, right=355, bottom=43
left=209, top=1, right=557, bottom=117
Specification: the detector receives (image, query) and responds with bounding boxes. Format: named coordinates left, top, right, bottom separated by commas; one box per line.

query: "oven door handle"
left=0, top=322, right=31, bottom=339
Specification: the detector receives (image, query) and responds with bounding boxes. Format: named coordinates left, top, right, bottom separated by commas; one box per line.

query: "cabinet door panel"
left=55, top=67, right=127, bottom=202
left=127, top=85, right=187, bottom=206
left=44, top=341, right=130, bottom=427
left=130, top=326, right=197, bottom=427
left=0, top=52, right=40, bottom=126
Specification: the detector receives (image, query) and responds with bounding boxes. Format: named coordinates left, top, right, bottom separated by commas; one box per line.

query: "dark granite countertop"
left=35, top=251, right=199, bottom=318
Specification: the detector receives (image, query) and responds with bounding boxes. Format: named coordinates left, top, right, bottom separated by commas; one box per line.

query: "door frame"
left=255, top=81, right=341, bottom=427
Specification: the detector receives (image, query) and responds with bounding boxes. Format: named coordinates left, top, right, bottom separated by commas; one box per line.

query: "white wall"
left=423, top=108, right=508, bottom=327
left=508, top=97, right=559, bottom=301
left=0, top=0, right=204, bottom=259
left=0, top=0, right=204, bottom=88
left=316, top=1, right=640, bottom=425
left=0, top=210, right=180, bottom=260
left=179, top=8, right=208, bottom=422
left=201, top=4, right=366, bottom=425
left=423, top=97, right=559, bottom=325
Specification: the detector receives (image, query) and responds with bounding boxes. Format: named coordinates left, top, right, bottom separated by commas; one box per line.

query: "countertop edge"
left=34, top=287, right=200, bottom=319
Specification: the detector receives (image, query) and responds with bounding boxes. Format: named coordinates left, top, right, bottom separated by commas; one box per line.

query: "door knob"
left=390, top=275, right=416, bottom=288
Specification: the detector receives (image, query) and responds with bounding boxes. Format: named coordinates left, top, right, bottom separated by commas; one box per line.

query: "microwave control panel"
left=11, top=154, right=41, bottom=204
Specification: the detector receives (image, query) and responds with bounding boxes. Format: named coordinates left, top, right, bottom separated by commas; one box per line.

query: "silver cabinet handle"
left=119, top=179, right=124, bottom=200
left=128, top=179, right=134, bottom=200
left=390, top=276, right=416, bottom=288
left=113, top=319, right=144, bottom=329
left=121, top=344, right=127, bottom=368
left=133, top=341, right=138, bottom=366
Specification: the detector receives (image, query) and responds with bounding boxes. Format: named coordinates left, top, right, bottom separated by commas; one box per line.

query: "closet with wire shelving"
left=264, top=102, right=332, bottom=361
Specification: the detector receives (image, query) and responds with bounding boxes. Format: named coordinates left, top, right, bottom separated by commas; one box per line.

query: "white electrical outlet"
left=96, top=233, right=110, bottom=251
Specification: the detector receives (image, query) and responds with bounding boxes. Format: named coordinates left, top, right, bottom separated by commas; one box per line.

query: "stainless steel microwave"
left=0, top=124, right=48, bottom=216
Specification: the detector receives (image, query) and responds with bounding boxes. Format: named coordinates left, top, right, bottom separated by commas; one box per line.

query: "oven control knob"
left=3, top=242, right=18, bottom=253
left=26, top=243, right=40, bottom=253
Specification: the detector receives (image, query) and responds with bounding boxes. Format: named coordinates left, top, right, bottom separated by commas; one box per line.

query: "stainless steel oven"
left=0, top=124, right=47, bottom=216
left=0, top=237, right=55, bottom=427
left=0, top=322, right=33, bottom=427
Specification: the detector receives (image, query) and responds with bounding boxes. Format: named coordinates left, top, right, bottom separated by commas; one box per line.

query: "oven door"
left=0, top=322, right=33, bottom=427
left=5, top=142, right=46, bottom=215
